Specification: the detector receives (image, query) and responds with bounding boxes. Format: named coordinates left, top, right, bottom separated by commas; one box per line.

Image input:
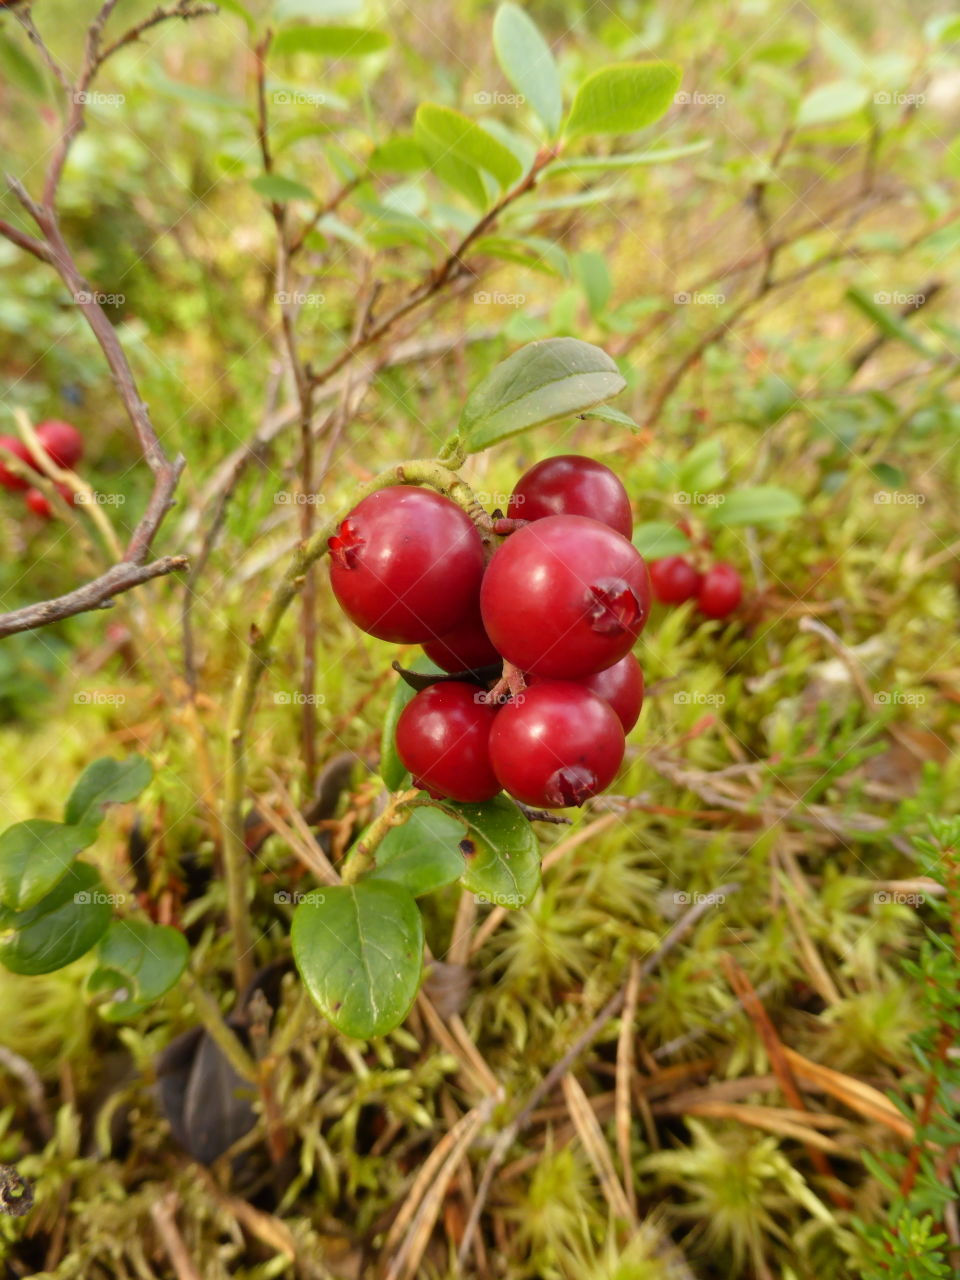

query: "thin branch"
left=96, top=2, right=217, bottom=67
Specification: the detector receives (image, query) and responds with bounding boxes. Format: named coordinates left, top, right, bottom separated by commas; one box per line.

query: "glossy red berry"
left=480, top=515, right=650, bottom=678
left=36, top=420, right=83, bottom=470
left=489, top=682, right=625, bottom=808
left=395, top=681, right=500, bottom=803
left=508, top=454, right=633, bottom=538
left=0, top=436, right=33, bottom=491
left=328, top=486, right=485, bottom=644
left=649, top=555, right=702, bottom=605
left=25, top=488, right=52, bottom=519
left=527, top=653, right=644, bottom=733
left=698, top=562, right=743, bottom=619
left=422, top=602, right=500, bottom=673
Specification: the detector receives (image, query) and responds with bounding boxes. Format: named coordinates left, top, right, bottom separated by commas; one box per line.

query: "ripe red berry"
left=328, top=487, right=485, bottom=644
left=36, top=420, right=83, bottom=470
left=422, top=602, right=500, bottom=673
left=480, top=515, right=650, bottom=678
left=527, top=653, right=644, bottom=733
left=508, top=454, right=633, bottom=538
left=697, top=562, right=743, bottom=619
left=0, top=436, right=33, bottom=491
left=649, top=555, right=702, bottom=605
left=395, top=681, right=500, bottom=803
left=25, top=488, right=52, bottom=519
left=488, top=682, right=625, bottom=808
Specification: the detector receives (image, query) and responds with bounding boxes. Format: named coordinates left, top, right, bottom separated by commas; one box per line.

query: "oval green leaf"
left=0, top=862, right=112, bottom=976
left=550, top=140, right=711, bottom=172
left=707, top=485, right=802, bottom=528
left=0, top=819, right=94, bottom=911
left=87, top=919, right=188, bottom=1021
left=415, top=104, right=522, bottom=190
left=272, top=25, right=390, bottom=57
left=492, top=3, right=563, bottom=137
left=368, top=804, right=466, bottom=897
left=448, top=795, right=540, bottom=908
left=460, top=337, right=626, bottom=452
left=796, top=80, right=869, bottom=127
left=632, top=521, right=691, bottom=559
left=251, top=173, right=315, bottom=203
left=64, top=755, right=152, bottom=830
left=565, top=62, right=682, bottom=138
left=291, top=880, right=424, bottom=1038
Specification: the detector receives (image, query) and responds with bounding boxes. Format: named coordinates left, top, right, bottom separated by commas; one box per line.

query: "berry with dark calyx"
left=395, top=681, right=500, bottom=803
left=422, top=602, right=500, bottom=674
left=698, top=562, right=743, bottom=619
left=649, top=555, right=702, bottom=605
left=328, top=486, right=485, bottom=643
left=36, top=420, right=83, bottom=470
left=488, top=681, right=625, bottom=808
left=0, top=436, right=33, bottom=491
left=480, top=515, right=650, bottom=678
left=508, top=454, right=633, bottom=538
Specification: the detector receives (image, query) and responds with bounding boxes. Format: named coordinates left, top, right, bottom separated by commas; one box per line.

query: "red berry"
left=697, top=562, right=743, bottom=619
left=650, top=555, right=702, bottom=605
left=328, top=487, right=485, bottom=644
left=422, top=602, right=500, bottom=673
left=527, top=653, right=644, bottom=733
left=36, top=420, right=83, bottom=470
left=25, top=488, right=52, bottom=519
left=0, top=436, right=33, bottom=491
left=508, top=454, right=633, bottom=537
left=480, top=515, right=650, bottom=678
left=395, top=681, right=500, bottom=803
left=489, top=682, right=625, bottom=808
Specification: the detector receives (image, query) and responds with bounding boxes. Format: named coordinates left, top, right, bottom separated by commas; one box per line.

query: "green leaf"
left=632, top=521, right=691, bottom=558
left=272, top=25, right=390, bottom=57
left=708, top=485, right=803, bottom=527
left=369, top=135, right=429, bottom=174
left=846, top=286, right=932, bottom=357
left=492, top=3, right=563, bottom=136
left=415, top=105, right=522, bottom=190
left=0, top=31, right=47, bottom=98
left=550, top=139, right=710, bottom=172
left=578, top=404, right=640, bottom=431
left=380, top=657, right=444, bottom=789
left=291, top=880, right=424, bottom=1038
left=276, top=0, right=362, bottom=16
left=0, top=820, right=94, bottom=912
left=87, top=919, right=188, bottom=1021
left=251, top=173, right=314, bottom=203
left=64, top=755, right=152, bottom=830
left=214, top=0, right=256, bottom=27
left=574, top=250, right=612, bottom=318
left=472, top=234, right=568, bottom=276
left=448, top=796, right=540, bottom=908
left=926, top=13, right=960, bottom=42
left=460, top=337, right=626, bottom=452
left=427, top=151, right=489, bottom=210
left=796, top=80, right=869, bottom=126
left=0, top=863, right=112, bottom=976
left=369, top=804, right=466, bottom=896
left=565, top=62, right=682, bottom=138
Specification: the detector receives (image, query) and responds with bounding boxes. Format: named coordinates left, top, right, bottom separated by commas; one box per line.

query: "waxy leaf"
left=87, top=919, right=188, bottom=1021
left=272, top=25, right=390, bottom=57
left=796, top=80, right=869, bottom=127
left=64, top=755, right=152, bottom=830
left=632, top=521, right=692, bottom=559
left=492, top=3, right=563, bottom=136
left=415, top=105, right=522, bottom=189
left=0, top=820, right=93, bottom=911
left=369, top=805, right=466, bottom=897
left=292, top=880, right=424, bottom=1038
left=707, top=486, right=802, bottom=528
left=448, top=796, right=540, bottom=908
left=0, top=862, right=111, bottom=976
left=565, top=62, right=682, bottom=138
left=460, top=338, right=625, bottom=451
left=251, top=173, right=314, bottom=203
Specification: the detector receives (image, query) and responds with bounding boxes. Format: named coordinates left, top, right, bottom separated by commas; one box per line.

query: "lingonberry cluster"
left=0, top=420, right=84, bottom=519
left=328, top=456, right=650, bottom=809
left=649, top=554, right=743, bottom=620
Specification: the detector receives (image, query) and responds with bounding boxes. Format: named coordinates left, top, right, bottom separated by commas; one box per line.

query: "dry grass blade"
left=782, top=1047, right=914, bottom=1139
left=562, top=1072, right=635, bottom=1224
left=654, top=1101, right=847, bottom=1153
left=616, top=955, right=641, bottom=1216
left=417, top=992, right=502, bottom=1098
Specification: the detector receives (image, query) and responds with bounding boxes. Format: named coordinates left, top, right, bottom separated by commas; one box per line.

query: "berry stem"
left=481, top=661, right=526, bottom=705
left=223, top=457, right=481, bottom=989
left=342, top=787, right=423, bottom=884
